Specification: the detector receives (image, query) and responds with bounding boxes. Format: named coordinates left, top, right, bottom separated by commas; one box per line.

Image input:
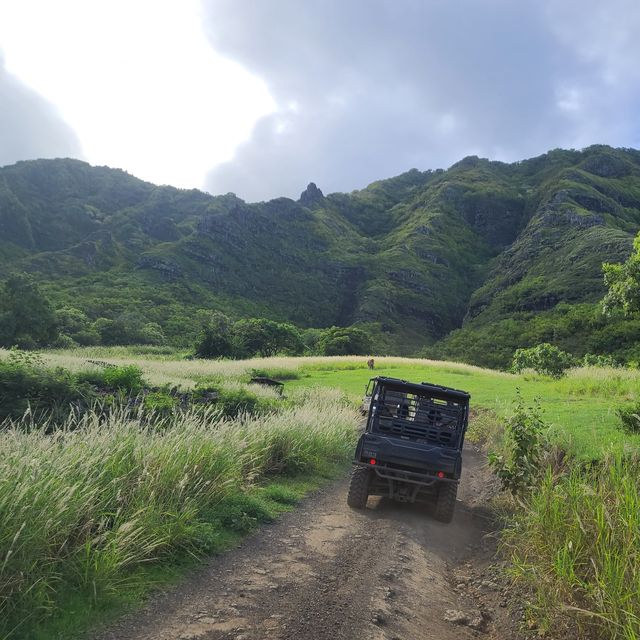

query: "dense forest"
left=1, top=145, right=640, bottom=367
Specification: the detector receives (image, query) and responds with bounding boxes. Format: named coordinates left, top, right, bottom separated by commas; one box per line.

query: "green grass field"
left=29, top=347, right=640, bottom=459
left=288, top=360, right=640, bottom=460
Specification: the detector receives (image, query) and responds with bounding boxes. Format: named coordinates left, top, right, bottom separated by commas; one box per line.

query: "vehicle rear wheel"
left=434, top=481, right=458, bottom=523
left=347, top=466, right=371, bottom=509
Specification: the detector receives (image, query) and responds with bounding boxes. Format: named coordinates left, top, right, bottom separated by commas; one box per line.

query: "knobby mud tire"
left=434, top=481, right=458, bottom=523
left=347, top=466, right=371, bottom=509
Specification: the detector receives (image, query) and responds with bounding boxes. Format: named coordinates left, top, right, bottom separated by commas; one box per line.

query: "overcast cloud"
left=203, top=0, right=640, bottom=201
left=0, top=53, right=82, bottom=166
left=1, top=2, right=639, bottom=202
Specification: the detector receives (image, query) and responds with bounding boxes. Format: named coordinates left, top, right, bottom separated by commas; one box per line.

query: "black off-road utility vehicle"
left=347, top=376, right=470, bottom=523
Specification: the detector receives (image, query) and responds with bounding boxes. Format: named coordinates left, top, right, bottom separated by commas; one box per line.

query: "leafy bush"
left=581, top=352, right=619, bottom=367
left=198, top=385, right=281, bottom=418
left=616, top=402, right=640, bottom=434
left=92, top=313, right=166, bottom=346
left=51, top=333, right=77, bottom=349
left=0, top=350, right=93, bottom=423
left=261, top=483, right=300, bottom=505
left=489, top=393, right=548, bottom=496
left=212, top=493, right=274, bottom=533
left=250, top=367, right=300, bottom=381
left=143, top=391, right=178, bottom=413
left=511, top=343, right=575, bottom=378
left=102, top=365, right=144, bottom=393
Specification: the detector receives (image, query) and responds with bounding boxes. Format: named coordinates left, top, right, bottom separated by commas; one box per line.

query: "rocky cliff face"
left=298, top=182, right=325, bottom=208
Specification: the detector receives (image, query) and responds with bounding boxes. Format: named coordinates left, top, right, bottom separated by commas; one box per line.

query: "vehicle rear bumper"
left=354, top=460, right=458, bottom=486
left=354, top=433, right=462, bottom=480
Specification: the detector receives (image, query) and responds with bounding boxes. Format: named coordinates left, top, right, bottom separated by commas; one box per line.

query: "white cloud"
left=0, top=0, right=275, bottom=187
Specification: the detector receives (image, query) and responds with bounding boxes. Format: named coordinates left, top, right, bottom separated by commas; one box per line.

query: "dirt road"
left=95, top=446, right=518, bottom=640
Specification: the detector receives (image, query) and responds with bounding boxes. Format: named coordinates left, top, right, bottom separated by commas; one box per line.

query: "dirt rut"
left=94, top=446, right=516, bottom=640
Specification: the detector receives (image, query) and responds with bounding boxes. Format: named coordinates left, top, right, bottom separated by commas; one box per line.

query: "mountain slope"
left=1, top=146, right=639, bottom=362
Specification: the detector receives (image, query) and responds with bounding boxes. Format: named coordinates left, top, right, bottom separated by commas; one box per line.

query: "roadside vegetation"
left=19, top=346, right=640, bottom=459
left=485, top=395, right=640, bottom=639
left=0, top=351, right=357, bottom=639
left=4, top=347, right=640, bottom=638
left=502, top=455, right=640, bottom=638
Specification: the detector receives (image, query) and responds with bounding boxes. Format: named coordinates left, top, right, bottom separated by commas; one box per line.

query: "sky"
left=0, top=0, right=639, bottom=201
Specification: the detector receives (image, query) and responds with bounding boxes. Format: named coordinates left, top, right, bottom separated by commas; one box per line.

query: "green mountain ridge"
left=1, top=145, right=640, bottom=365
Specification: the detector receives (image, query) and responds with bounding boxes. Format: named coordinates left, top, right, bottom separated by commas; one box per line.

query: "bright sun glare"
left=0, top=0, right=275, bottom=189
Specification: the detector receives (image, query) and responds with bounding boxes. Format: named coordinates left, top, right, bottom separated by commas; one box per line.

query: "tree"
left=92, top=312, right=158, bottom=345
left=139, top=322, right=166, bottom=345
left=194, top=312, right=234, bottom=358
left=0, top=273, right=58, bottom=348
left=603, top=233, right=640, bottom=316
left=511, top=343, right=575, bottom=378
left=232, top=318, right=304, bottom=358
left=317, top=326, right=372, bottom=356
left=270, top=321, right=304, bottom=356
left=56, top=306, right=92, bottom=345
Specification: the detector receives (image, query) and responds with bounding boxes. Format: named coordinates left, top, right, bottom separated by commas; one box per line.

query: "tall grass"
left=556, top=366, right=640, bottom=401
left=503, top=456, right=640, bottom=638
left=0, top=388, right=357, bottom=638
left=24, top=350, right=640, bottom=458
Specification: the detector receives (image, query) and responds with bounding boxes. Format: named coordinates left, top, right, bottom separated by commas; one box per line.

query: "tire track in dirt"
left=94, top=446, right=518, bottom=640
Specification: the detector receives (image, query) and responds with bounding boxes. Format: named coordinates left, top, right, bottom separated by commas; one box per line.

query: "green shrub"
left=581, top=352, right=619, bottom=367
left=511, top=343, right=575, bottom=378
left=73, top=328, right=101, bottom=346
left=51, top=333, right=77, bottom=349
left=75, top=367, right=110, bottom=387
left=143, top=391, right=178, bottom=413
left=616, top=402, right=640, bottom=434
left=102, top=365, right=144, bottom=393
left=489, top=393, right=548, bottom=496
left=261, top=483, right=300, bottom=505
left=201, top=386, right=281, bottom=418
left=250, top=367, right=300, bottom=381
left=212, top=493, right=274, bottom=533
left=0, top=350, right=93, bottom=423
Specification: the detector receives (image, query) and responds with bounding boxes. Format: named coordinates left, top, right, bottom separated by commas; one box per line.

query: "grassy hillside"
left=2, top=146, right=640, bottom=362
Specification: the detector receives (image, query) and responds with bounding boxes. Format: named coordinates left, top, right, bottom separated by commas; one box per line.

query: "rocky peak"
left=298, top=182, right=324, bottom=207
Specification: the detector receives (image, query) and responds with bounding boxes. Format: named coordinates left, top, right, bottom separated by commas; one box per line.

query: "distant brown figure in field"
left=367, top=358, right=375, bottom=370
